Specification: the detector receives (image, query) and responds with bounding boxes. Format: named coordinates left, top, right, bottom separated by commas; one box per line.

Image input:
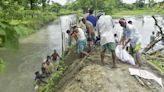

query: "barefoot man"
left=96, top=13, right=117, bottom=68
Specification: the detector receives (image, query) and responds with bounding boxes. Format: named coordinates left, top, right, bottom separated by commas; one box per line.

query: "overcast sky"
left=50, top=0, right=163, bottom=5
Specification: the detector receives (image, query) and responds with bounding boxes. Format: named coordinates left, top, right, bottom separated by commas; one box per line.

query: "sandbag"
left=115, top=45, right=135, bottom=65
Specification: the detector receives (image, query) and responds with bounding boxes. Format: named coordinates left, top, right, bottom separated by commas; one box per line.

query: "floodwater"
left=0, top=15, right=76, bottom=92
left=0, top=15, right=163, bottom=92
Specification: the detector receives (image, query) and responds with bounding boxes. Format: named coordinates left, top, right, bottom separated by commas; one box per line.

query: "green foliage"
left=150, top=60, right=164, bottom=74
left=135, top=0, right=145, bottom=8
left=48, top=2, right=62, bottom=13
left=0, top=58, right=5, bottom=73
left=0, top=0, right=60, bottom=49
left=0, top=21, right=19, bottom=49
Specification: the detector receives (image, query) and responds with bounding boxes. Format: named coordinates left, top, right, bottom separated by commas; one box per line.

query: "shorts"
left=130, top=43, right=141, bottom=54
left=102, top=42, right=116, bottom=53
left=77, top=39, right=87, bottom=54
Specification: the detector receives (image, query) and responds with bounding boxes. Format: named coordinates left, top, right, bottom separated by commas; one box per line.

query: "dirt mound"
left=63, top=64, right=163, bottom=92
left=56, top=49, right=163, bottom=92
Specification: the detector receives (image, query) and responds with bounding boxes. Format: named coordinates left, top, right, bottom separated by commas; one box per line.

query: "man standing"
left=150, top=31, right=156, bottom=50
left=119, top=19, right=141, bottom=67
left=86, top=8, right=97, bottom=27
left=96, top=13, right=117, bottom=68
left=150, top=31, right=155, bottom=43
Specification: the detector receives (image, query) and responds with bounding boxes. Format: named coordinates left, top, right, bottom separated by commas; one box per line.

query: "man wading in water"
left=51, top=50, right=61, bottom=62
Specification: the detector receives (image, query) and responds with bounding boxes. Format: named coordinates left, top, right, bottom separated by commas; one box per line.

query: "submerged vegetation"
left=0, top=58, right=5, bottom=73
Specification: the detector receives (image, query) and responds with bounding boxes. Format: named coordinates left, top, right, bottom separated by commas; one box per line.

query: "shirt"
left=77, top=28, right=86, bottom=41
left=123, top=24, right=141, bottom=47
left=87, top=15, right=97, bottom=27
left=96, top=15, right=115, bottom=46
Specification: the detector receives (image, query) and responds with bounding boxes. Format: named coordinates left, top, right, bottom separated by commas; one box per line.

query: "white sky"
left=50, top=0, right=163, bottom=5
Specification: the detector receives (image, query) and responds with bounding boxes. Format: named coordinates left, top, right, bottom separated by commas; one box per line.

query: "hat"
left=71, top=24, right=77, bottom=28
left=96, top=12, right=104, bottom=18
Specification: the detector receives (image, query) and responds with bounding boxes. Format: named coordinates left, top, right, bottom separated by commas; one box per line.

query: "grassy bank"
left=149, top=59, right=164, bottom=74
left=0, top=58, right=5, bottom=73
left=72, top=8, right=164, bottom=19
left=0, top=9, right=79, bottom=49
left=0, top=13, right=57, bottom=49
left=38, top=46, right=77, bottom=92
left=111, top=9, right=164, bottom=18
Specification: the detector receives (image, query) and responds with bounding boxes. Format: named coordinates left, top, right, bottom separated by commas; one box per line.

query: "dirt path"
left=55, top=48, right=164, bottom=92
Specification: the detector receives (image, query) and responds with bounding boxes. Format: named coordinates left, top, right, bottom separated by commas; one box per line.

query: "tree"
left=40, top=0, right=47, bottom=11
left=135, top=0, right=145, bottom=8
left=29, top=0, right=39, bottom=10
left=49, top=2, right=62, bottom=13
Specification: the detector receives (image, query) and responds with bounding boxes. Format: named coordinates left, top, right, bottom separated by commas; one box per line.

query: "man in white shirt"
left=119, top=19, right=141, bottom=67
left=72, top=26, right=89, bottom=58
left=96, top=13, right=117, bottom=68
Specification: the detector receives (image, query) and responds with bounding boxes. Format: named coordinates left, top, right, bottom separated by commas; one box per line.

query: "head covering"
left=71, top=25, right=77, bottom=29
left=96, top=12, right=104, bottom=18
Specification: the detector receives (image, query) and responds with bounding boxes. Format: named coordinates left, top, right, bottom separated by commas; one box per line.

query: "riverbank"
left=38, top=46, right=164, bottom=92
left=111, top=9, right=164, bottom=18
left=0, top=10, right=80, bottom=49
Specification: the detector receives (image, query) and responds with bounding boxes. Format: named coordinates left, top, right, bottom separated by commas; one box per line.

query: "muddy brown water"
left=0, top=15, right=163, bottom=92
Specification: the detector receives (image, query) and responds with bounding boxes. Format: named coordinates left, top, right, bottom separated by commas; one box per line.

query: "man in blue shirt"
left=86, top=8, right=97, bottom=27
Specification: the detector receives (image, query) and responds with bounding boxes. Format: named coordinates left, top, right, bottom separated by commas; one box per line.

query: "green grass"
left=148, top=60, right=164, bottom=74
left=111, top=9, right=164, bottom=18
left=0, top=58, right=5, bottom=73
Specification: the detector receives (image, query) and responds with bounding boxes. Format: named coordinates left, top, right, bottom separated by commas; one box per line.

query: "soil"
left=55, top=47, right=164, bottom=92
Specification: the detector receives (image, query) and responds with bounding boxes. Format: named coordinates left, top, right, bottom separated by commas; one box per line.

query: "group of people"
left=34, top=49, right=61, bottom=86
left=66, top=8, right=142, bottom=68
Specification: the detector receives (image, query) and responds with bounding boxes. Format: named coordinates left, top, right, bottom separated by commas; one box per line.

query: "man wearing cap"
left=119, top=18, right=141, bottom=67
left=96, top=13, right=117, bottom=68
